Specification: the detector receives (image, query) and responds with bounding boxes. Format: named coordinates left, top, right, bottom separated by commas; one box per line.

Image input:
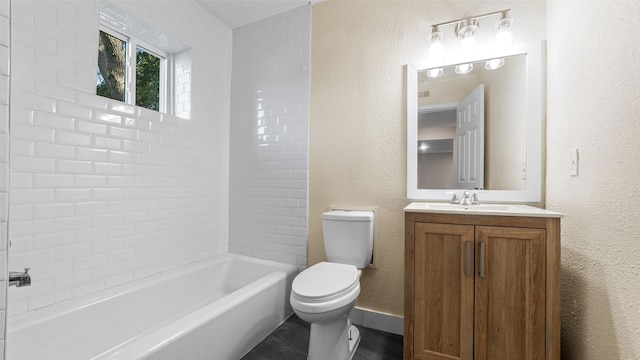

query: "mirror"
left=406, top=42, right=543, bottom=202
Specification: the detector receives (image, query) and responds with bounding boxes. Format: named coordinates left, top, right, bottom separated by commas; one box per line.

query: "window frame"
left=98, top=24, right=173, bottom=114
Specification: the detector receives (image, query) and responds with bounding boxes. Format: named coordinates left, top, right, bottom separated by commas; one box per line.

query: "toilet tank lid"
left=322, top=210, right=373, bottom=221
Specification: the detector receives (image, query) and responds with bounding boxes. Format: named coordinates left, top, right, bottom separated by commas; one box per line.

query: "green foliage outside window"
left=135, top=49, right=161, bottom=111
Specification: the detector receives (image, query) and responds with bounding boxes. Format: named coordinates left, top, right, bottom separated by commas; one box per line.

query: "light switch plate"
left=570, top=148, right=579, bottom=176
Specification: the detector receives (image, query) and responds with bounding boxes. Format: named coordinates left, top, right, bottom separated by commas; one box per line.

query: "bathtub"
left=7, top=253, right=298, bottom=360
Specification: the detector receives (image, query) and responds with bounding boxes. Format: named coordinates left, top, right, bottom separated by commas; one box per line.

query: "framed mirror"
left=406, top=42, right=543, bottom=202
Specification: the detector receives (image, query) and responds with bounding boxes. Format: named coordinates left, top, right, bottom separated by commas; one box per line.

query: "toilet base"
left=307, top=315, right=361, bottom=360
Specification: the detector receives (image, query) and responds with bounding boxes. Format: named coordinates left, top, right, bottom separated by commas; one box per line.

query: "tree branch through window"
left=97, top=31, right=126, bottom=102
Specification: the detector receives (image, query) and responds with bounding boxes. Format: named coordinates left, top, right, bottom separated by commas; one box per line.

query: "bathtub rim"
left=7, top=253, right=298, bottom=334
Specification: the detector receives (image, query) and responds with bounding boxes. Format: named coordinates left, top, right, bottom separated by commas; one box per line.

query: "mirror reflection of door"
left=417, top=85, right=484, bottom=190
left=456, top=85, right=484, bottom=190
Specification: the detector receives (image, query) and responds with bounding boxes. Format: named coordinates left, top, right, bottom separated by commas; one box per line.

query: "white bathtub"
left=7, top=253, right=298, bottom=360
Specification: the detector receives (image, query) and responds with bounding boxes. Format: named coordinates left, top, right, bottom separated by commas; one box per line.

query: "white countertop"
left=404, top=202, right=563, bottom=218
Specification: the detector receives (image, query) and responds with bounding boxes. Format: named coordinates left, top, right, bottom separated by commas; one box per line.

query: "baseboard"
left=350, top=307, right=404, bottom=336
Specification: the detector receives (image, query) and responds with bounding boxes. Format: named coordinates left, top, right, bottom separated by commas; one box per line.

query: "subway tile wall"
left=1, top=0, right=9, bottom=356
left=229, top=6, right=310, bottom=267
left=174, top=50, right=192, bottom=120
left=7, top=1, right=231, bottom=316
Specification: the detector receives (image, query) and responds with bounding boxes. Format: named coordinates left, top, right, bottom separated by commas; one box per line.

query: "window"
left=97, top=27, right=168, bottom=112
left=97, top=3, right=191, bottom=118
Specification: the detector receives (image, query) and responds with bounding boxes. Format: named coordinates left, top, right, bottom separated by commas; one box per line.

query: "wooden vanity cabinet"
left=404, top=212, right=560, bottom=360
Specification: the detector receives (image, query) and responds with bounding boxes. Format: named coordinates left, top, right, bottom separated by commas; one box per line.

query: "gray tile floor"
left=241, top=314, right=403, bottom=360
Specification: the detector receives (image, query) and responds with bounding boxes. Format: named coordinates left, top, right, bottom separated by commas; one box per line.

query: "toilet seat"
left=291, top=262, right=360, bottom=313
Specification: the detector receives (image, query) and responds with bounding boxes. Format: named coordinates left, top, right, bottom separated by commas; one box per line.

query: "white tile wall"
left=7, top=0, right=231, bottom=317
left=229, top=6, right=310, bottom=267
left=174, top=50, right=192, bottom=120
left=0, top=0, right=9, bottom=356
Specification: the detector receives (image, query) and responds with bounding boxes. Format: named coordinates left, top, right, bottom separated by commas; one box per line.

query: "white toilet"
left=290, top=210, right=374, bottom=360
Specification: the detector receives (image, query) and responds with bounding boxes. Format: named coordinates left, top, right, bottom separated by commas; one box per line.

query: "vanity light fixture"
left=426, top=9, right=514, bottom=77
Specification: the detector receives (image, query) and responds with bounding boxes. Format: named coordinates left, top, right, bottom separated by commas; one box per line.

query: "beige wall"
left=546, top=2, right=640, bottom=359
left=309, top=0, right=546, bottom=316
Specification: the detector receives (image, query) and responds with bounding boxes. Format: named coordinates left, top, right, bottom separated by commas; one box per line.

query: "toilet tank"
left=322, top=210, right=374, bottom=269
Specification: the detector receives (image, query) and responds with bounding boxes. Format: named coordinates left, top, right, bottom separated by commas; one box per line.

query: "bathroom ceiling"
left=197, top=0, right=309, bottom=29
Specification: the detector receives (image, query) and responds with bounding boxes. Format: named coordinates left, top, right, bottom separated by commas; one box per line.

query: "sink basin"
left=404, top=202, right=562, bottom=218
left=422, top=203, right=519, bottom=212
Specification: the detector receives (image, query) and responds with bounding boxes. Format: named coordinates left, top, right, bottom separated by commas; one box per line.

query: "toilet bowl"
left=290, top=262, right=362, bottom=360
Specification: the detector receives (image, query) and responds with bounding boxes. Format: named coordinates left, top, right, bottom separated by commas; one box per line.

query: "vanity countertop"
left=404, top=202, right=563, bottom=218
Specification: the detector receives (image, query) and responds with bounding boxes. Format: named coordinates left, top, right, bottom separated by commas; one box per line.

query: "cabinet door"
left=474, top=226, right=546, bottom=360
left=413, top=223, right=474, bottom=360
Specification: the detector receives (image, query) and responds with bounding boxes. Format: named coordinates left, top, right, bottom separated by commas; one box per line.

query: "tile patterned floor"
left=241, top=314, right=403, bottom=360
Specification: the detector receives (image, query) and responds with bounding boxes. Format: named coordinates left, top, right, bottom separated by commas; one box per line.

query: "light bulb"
left=493, top=15, right=514, bottom=54
left=456, top=20, right=478, bottom=62
left=459, top=35, right=476, bottom=58
left=429, top=40, right=444, bottom=60
left=427, top=68, right=444, bottom=78
left=486, top=13, right=513, bottom=71
left=495, top=29, right=514, bottom=49
left=455, top=63, right=473, bottom=75
left=485, top=58, right=505, bottom=70
left=427, top=30, right=445, bottom=67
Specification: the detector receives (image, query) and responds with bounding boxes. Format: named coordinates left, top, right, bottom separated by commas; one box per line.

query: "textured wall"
left=7, top=0, right=231, bottom=316
left=0, top=1, right=9, bottom=357
left=546, top=2, right=640, bottom=359
left=309, top=0, right=546, bottom=316
left=229, top=6, right=310, bottom=267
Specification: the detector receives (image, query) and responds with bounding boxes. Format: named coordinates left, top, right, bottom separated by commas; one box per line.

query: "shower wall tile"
left=174, top=51, right=192, bottom=120
left=1, top=0, right=8, bottom=358
left=7, top=0, right=231, bottom=317
left=229, top=7, right=310, bottom=267
left=0, top=0, right=7, bottom=17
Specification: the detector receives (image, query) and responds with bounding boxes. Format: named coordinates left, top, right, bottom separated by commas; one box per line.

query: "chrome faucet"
left=460, top=191, right=472, bottom=205
left=9, top=268, right=31, bottom=288
left=448, top=191, right=480, bottom=205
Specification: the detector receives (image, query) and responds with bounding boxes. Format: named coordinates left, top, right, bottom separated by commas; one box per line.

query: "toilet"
left=290, top=210, right=374, bottom=360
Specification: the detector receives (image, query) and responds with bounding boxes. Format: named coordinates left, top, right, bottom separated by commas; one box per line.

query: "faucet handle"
left=24, top=268, right=30, bottom=274
left=446, top=191, right=459, bottom=204
left=472, top=193, right=480, bottom=204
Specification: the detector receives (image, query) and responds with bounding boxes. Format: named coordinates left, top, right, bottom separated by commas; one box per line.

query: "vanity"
left=404, top=35, right=558, bottom=359
left=403, top=203, right=562, bottom=360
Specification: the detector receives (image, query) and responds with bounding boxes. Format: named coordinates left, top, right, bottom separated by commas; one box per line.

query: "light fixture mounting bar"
left=431, top=9, right=511, bottom=29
